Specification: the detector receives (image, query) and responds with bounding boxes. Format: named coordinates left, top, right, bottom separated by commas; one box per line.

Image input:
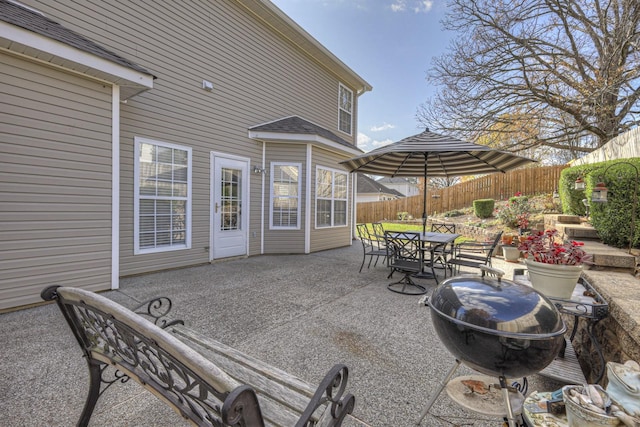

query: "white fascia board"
left=1, top=22, right=153, bottom=90
left=248, top=130, right=362, bottom=156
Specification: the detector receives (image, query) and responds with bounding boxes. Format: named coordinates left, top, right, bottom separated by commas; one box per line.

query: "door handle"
left=215, top=202, right=219, bottom=213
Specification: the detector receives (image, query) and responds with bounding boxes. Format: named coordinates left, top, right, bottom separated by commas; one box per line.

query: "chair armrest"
left=455, top=241, right=493, bottom=251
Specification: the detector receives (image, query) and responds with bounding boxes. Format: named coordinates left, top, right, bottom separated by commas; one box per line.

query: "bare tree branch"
left=417, top=0, right=640, bottom=159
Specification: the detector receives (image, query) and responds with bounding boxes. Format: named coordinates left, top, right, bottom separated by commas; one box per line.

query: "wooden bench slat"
left=42, top=286, right=354, bottom=427
left=169, top=325, right=326, bottom=426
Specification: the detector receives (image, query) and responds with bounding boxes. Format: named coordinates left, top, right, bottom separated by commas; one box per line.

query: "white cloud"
left=357, top=133, right=393, bottom=152
left=357, top=132, right=371, bottom=147
left=390, top=0, right=433, bottom=13
left=414, top=0, right=433, bottom=13
left=390, top=0, right=406, bottom=12
left=370, top=122, right=396, bottom=132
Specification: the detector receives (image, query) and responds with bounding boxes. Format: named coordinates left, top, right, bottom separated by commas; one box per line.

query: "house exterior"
left=0, top=0, right=371, bottom=310
left=356, top=174, right=403, bottom=202
left=376, top=177, right=420, bottom=197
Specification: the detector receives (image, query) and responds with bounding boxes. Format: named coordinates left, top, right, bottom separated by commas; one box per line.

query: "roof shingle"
left=249, top=116, right=359, bottom=150
left=0, top=0, right=153, bottom=76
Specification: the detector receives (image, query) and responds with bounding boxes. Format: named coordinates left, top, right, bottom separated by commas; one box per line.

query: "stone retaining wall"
left=577, top=269, right=640, bottom=385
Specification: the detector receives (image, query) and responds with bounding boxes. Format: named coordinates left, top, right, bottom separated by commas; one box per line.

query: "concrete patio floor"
left=0, top=243, right=565, bottom=426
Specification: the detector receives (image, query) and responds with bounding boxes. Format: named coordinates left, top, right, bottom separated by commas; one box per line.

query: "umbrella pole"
left=422, top=154, right=428, bottom=234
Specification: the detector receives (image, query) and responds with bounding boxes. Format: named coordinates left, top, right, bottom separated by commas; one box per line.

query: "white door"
left=211, top=154, right=249, bottom=259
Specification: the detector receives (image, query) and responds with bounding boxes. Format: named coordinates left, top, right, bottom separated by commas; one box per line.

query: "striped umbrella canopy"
left=340, top=128, right=536, bottom=231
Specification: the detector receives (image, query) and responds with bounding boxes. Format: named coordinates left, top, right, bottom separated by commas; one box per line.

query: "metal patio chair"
left=356, top=224, right=386, bottom=273
left=384, top=231, right=440, bottom=295
left=430, top=222, right=457, bottom=278
left=448, top=231, right=504, bottom=275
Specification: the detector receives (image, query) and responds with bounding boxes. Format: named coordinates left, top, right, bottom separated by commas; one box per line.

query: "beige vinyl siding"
left=0, top=54, right=112, bottom=310
left=21, top=0, right=359, bottom=276
left=263, top=144, right=306, bottom=254
left=310, top=147, right=354, bottom=253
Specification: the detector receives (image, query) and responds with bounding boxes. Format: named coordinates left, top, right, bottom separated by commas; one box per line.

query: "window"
left=270, top=163, right=301, bottom=229
left=134, top=137, right=191, bottom=254
left=316, top=167, right=348, bottom=228
left=338, top=83, right=353, bottom=135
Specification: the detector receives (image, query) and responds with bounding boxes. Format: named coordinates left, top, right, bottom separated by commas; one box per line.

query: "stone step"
left=543, top=214, right=637, bottom=272
left=546, top=214, right=583, bottom=224
left=555, top=224, right=601, bottom=240
left=581, top=240, right=637, bottom=271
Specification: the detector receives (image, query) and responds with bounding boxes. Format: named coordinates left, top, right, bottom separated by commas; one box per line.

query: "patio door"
left=211, top=154, right=248, bottom=260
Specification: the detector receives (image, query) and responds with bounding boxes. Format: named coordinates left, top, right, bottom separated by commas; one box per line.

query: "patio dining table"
left=384, top=231, right=460, bottom=287
left=383, top=231, right=460, bottom=246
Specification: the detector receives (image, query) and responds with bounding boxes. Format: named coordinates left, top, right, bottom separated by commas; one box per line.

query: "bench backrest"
left=42, top=285, right=263, bottom=426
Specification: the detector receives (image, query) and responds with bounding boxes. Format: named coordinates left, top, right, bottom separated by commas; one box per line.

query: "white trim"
left=133, top=137, right=192, bottom=255
left=0, top=22, right=153, bottom=89
left=111, top=85, right=120, bottom=289
left=269, top=162, right=302, bottom=230
left=209, top=152, right=250, bottom=260
left=350, top=172, right=357, bottom=245
left=315, top=165, right=349, bottom=229
left=338, top=83, right=353, bottom=136
left=305, top=145, right=312, bottom=253
left=259, top=142, right=266, bottom=254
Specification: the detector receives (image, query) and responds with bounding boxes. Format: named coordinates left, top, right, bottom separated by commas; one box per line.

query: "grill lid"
left=429, top=275, right=566, bottom=339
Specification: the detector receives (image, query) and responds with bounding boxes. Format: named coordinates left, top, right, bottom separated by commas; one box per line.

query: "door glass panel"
left=221, top=167, right=241, bottom=231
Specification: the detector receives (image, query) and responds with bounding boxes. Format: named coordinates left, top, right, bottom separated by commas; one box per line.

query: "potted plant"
left=501, top=233, right=514, bottom=245
left=518, top=229, right=592, bottom=299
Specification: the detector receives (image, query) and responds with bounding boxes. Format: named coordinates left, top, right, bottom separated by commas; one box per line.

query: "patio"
left=0, top=243, right=564, bottom=426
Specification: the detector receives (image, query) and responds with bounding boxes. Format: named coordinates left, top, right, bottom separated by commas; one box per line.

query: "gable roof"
left=0, top=0, right=154, bottom=99
left=248, top=116, right=363, bottom=156
left=377, top=177, right=418, bottom=185
left=357, top=174, right=403, bottom=197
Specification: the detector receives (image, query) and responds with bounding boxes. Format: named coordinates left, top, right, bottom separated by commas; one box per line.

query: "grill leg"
left=499, top=376, right=517, bottom=427
left=415, top=360, right=460, bottom=425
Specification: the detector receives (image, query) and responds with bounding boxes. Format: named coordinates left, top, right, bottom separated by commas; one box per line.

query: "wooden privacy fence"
left=356, top=165, right=568, bottom=224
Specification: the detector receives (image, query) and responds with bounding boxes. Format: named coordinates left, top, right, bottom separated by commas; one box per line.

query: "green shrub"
left=559, top=164, right=605, bottom=215
left=587, top=159, right=640, bottom=249
left=473, top=199, right=495, bottom=218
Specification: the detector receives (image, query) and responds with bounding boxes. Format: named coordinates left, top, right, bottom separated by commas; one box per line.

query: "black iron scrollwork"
left=132, top=297, right=185, bottom=328
left=295, top=364, right=355, bottom=427
left=72, top=303, right=234, bottom=424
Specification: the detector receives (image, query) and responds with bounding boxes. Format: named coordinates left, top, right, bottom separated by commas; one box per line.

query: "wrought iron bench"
left=41, top=285, right=355, bottom=427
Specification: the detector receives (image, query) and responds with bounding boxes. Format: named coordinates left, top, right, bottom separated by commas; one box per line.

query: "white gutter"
left=305, top=144, right=312, bottom=254
left=0, top=21, right=153, bottom=99
left=260, top=141, right=266, bottom=254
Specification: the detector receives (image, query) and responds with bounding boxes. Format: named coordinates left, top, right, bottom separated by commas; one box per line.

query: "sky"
left=270, top=0, right=457, bottom=152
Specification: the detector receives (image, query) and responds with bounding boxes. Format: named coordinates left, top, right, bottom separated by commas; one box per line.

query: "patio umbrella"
left=340, top=128, right=536, bottom=233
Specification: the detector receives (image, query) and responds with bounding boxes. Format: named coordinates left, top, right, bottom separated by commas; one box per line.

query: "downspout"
left=351, top=172, right=357, bottom=244
left=111, top=85, right=120, bottom=289
left=260, top=141, right=266, bottom=254
left=305, top=144, right=312, bottom=253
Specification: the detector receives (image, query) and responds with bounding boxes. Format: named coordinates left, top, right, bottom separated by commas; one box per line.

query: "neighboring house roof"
left=377, top=177, right=418, bottom=184
left=357, top=174, right=403, bottom=197
left=248, top=116, right=363, bottom=156
left=0, top=0, right=154, bottom=99
left=235, top=0, right=371, bottom=95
